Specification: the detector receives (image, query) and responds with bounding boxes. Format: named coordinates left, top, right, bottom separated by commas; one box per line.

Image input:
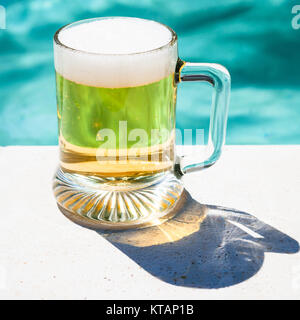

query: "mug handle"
left=175, top=59, right=231, bottom=175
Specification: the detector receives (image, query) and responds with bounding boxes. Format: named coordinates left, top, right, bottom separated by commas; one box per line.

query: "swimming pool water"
left=1, top=0, right=299, bottom=145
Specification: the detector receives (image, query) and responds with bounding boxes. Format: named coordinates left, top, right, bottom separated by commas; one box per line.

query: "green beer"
left=54, top=17, right=178, bottom=178
left=57, top=73, right=176, bottom=176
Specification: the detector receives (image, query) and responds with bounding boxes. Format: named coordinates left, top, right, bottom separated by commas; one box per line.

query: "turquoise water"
left=1, top=0, right=300, bottom=145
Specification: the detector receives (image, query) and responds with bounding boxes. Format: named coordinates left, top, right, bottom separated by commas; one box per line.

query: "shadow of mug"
left=97, top=190, right=299, bottom=289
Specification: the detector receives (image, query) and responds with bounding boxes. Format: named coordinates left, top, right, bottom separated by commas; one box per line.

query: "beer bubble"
left=54, top=17, right=177, bottom=88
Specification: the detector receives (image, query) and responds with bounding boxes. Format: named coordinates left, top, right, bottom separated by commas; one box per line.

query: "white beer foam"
left=54, top=17, right=177, bottom=88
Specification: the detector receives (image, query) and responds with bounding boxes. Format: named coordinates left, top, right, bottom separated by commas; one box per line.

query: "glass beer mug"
left=53, top=17, right=230, bottom=230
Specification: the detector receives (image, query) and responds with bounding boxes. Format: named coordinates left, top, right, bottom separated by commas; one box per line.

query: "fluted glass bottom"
left=53, top=168, right=184, bottom=230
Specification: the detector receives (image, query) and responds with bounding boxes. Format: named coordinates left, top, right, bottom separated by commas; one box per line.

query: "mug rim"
left=53, top=17, right=178, bottom=56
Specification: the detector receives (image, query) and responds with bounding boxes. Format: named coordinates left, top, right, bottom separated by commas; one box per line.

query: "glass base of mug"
left=53, top=168, right=184, bottom=230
